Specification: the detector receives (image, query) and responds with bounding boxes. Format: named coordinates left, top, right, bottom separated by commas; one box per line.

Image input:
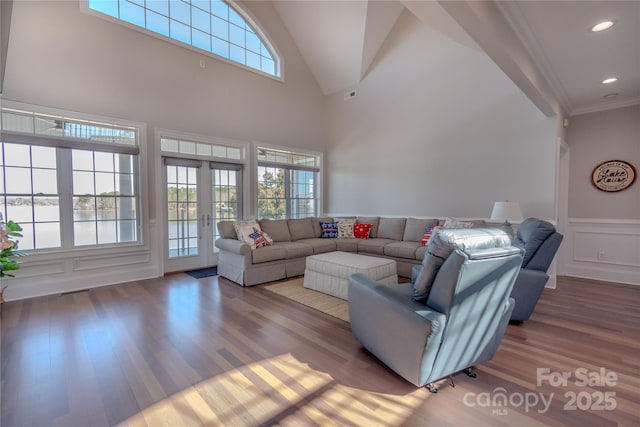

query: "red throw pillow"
left=354, top=223, right=373, bottom=239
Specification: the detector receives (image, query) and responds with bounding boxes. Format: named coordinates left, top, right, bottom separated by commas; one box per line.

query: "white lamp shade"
left=490, top=201, right=523, bottom=222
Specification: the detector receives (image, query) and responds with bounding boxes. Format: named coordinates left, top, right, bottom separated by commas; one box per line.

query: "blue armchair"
left=348, top=228, right=523, bottom=391
left=509, top=218, right=564, bottom=321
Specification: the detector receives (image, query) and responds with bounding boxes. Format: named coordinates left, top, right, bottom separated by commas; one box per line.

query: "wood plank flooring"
left=1, top=274, right=638, bottom=426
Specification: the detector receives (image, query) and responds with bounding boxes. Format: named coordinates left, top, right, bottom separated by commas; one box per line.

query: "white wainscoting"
left=562, top=218, right=640, bottom=285
left=3, top=220, right=163, bottom=301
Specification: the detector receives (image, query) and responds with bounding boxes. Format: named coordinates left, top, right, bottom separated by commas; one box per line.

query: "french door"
left=163, top=158, right=242, bottom=273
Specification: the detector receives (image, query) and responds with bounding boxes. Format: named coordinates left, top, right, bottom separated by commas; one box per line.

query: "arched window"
left=87, top=0, right=280, bottom=78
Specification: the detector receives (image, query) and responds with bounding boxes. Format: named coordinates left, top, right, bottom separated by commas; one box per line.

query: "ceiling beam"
left=438, top=0, right=563, bottom=117
left=1, top=0, right=14, bottom=95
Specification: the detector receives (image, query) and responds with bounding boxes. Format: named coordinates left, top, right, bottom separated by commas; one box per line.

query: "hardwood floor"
left=1, top=274, right=638, bottom=426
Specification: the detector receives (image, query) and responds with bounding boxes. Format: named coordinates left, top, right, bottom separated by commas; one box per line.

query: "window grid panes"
left=88, top=0, right=279, bottom=77
left=257, top=148, right=318, bottom=168
left=167, top=165, right=199, bottom=258
left=290, top=170, right=315, bottom=218
left=0, top=143, right=61, bottom=250
left=212, top=168, right=239, bottom=252
left=257, top=166, right=286, bottom=219
left=257, top=167, right=317, bottom=220
left=72, top=150, right=138, bottom=246
left=161, top=137, right=242, bottom=160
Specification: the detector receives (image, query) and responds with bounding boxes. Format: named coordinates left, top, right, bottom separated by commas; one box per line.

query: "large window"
left=87, top=0, right=280, bottom=78
left=0, top=107, right=141, bottom=251
left=72, top=150, right=137, bottom=246
left=0, top=143, right=60, bottom=250
left=257, top=147, right=319, bottom=219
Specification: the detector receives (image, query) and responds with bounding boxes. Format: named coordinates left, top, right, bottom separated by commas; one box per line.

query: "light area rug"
left=264, top=277, right=349, bottom=322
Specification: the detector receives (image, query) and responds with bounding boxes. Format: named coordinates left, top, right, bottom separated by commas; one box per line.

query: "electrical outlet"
left=199, top=59, right=206, bottom=69
left=597, top=251, right=605, bottom=260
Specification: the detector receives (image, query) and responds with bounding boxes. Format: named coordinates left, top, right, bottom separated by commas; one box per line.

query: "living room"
left=1, top=1, right=638, bottom=426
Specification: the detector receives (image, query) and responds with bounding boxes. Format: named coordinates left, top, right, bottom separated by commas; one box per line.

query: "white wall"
left=568, top=105, right=640, bottom=220
left=562, top=105, right=640, bottom=285
left=325, top=10, right=558, bottom=219
left=2, top=0, right=326, bottom=300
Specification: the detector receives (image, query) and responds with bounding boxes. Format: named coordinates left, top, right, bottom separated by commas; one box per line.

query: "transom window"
left=87, top=0, right=280, bottom=77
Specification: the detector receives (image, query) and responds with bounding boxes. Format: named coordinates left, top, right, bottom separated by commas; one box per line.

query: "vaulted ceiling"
left=272, top=0, right=640, bottom=117
left=272, top=1, right=404, bottom=96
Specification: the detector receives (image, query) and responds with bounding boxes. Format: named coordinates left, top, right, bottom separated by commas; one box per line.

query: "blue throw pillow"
left=319, top=221, right=338, bottom=238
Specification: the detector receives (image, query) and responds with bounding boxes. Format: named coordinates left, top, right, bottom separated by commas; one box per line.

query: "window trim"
left=0, top=100, right=148, bottom=255
left=81, top=0, right=284, bottom=82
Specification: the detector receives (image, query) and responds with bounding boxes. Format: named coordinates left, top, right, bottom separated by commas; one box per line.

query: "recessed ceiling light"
left=602, top=77, right=618, bottom=84
left=591, top=20, right=615, bottom=32
left=603, top=93, right=618, bottom=99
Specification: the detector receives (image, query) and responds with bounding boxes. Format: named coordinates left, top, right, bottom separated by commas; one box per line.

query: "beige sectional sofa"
left=215, top=216, right=447, bottom=286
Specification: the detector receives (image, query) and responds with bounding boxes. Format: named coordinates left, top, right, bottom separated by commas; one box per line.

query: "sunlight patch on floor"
left=117, top=352, right=429, bottom=426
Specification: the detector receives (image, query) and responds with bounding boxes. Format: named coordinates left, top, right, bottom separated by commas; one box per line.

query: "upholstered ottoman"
left=304, top=251, right=397, bottom=299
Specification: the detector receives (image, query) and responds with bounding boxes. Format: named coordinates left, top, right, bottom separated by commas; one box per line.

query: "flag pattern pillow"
left=320, top=221, right=339, bottom=238
left=249, top=227, right=273, bottom=248
left=421, top=225, right=441, bottom=246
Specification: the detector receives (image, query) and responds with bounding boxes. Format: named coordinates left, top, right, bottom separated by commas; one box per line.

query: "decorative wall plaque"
left=591, top=160, right=636, bottom=192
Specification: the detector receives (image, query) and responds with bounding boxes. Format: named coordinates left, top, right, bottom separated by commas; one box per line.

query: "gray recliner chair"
left=509, top=218, right=564, bottom=322
left=348, top=228, right=523, bottom=391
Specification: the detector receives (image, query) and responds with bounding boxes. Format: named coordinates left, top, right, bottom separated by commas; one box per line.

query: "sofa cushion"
left=313, top=217, right=334, bottom=238
left=384, top=241, right=421, bottom=259
left=413, top=227, right=514, bottom=303
left=415, top=245, right=428, bottom=261
left=354, top=223, right=373, bottom=239
left=252, top=244, right=287, bottom=263
left=217, top=220, right=238, bottom=239
left=320, top=221, right=339, bottom=238
left=288, top=218, right=315, bottom=240
left=336, top=238, right=359, bottom=252
left=296, top=238, right=337, bottom=254
left=378, top=217, right=407, bottom=240
left=335, top=217, right=356, bottom=238
left=404, top=218, right=440, bottom=242
left=275, top=241, right=314, bottom=259
left=357, top=238, right=396, bottom=255
left=357, top=216, right=380, bottom=238
left=259, top=219, right=292, bottom=242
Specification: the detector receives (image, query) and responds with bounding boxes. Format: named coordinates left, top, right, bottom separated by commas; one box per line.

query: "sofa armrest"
left=348, top=273, right=446, bottom=386
left=215, top=238, right=251, bottom=256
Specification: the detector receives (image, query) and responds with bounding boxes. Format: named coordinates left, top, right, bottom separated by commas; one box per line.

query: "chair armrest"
left=348, top=273, right=446, bottom=386
left=215, top=238, right=251, bottom=256
left=411, top=265, right=421, bottom=284
left=510, top=268, right=549, bottom=321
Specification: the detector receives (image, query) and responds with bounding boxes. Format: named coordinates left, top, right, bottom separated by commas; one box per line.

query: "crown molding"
left=570, top=96, right=640, bottom=116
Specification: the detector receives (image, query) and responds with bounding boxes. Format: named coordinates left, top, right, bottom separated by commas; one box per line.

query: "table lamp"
left=490, top=201, right=523, bottom=226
